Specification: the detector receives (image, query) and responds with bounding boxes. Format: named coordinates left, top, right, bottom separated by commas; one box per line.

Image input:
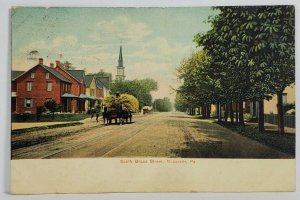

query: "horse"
left=102, top=106, right=108, bottom=125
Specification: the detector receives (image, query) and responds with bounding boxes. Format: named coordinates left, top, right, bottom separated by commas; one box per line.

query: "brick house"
left=11, top=70, right=25, bottom=113
left=54, top=61, right=86, bottom=113
left=13, top=58, right=72, bottom=114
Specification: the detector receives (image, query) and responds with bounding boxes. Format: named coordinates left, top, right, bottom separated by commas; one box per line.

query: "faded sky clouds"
left=12, top=7, right=218, bottom=101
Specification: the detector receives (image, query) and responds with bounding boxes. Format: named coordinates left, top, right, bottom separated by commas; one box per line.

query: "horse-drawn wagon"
left=102, top=93, right=138, bottom=125
left=104, top=107, right=132, bottom=125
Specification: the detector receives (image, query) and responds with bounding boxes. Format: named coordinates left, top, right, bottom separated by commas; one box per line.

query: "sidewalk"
left=246, top=122, right=295, bottom=134
left=264, top=123, right=295, bottom=134
left=11, top=121, right=74, bottom=130
left=11, top=114, right=144, bottom=131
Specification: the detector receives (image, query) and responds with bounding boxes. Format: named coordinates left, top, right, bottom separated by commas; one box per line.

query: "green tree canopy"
left=111, top=78, right=158, bottom=109
left=153, top=97, right=172, bottom=112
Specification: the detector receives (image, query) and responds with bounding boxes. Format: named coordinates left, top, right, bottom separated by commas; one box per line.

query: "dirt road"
left=12, top=112, right=291, bottom=159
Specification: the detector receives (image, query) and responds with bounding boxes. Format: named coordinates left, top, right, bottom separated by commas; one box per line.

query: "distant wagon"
left=142, top=106, right=152, bottom=114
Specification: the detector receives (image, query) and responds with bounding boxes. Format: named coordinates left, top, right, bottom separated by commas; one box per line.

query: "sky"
left=11, top=7, right=218, bottom=102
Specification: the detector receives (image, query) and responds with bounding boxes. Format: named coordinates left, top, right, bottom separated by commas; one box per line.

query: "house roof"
left=13, top=64, right=71, bottom=83
left=85, top=75, right=94, bottom=87
left=67, top=69, right=85, bottom=83
left=42, top=65, right=72, bottom=83
left=95, top=76, right=110, bottom=90
left=12, top=71, right=25, bottom=81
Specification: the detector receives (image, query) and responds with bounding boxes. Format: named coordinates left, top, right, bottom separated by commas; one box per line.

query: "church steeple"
left=118, top=46, right=123, bottom=67
left=116, top=46, right=125, bottom=81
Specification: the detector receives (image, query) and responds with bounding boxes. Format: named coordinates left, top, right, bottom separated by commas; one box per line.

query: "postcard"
left=11, top=6, right=295, bottom=194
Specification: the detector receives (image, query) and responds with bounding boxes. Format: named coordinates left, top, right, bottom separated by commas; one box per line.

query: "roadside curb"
left=11, top=122, right=83, bottom=135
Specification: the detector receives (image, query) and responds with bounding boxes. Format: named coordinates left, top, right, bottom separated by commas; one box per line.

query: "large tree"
left=153, top=97, right=172, bottom=112
left=176, top=50, right=217, bottom=118
left=194, top=6, right=295, bottom=132
left=174, top=92, right=188, bottom=112
left=111, top=78, right=158, bottom=109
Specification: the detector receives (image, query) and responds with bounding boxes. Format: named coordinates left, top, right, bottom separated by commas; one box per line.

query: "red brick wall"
left=98, top=88, right=104, bottom=98
left=55, top=67, right=81, bottom=96
left=16, top=65, right=62, bottom=114
left=80, top=81, right=86, bottom=95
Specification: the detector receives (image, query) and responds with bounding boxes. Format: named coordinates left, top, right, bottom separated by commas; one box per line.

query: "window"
left=46, top=73, right=49, bottom=79
left=47, top=82, right=52, bottom=91
left=90, top=89, right=95, bottom=96
left=282, top=93, right=287, bottom=105
left=30, top=73, right=35, bottom=78
left=24, top=98, right=32, bottom=108
left=65, top=84, right=68, bottom=92
left=26, top=82, right=32, bottom=91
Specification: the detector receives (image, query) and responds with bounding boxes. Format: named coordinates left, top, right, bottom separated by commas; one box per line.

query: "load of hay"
left=103, top=94, right=139, bottom=113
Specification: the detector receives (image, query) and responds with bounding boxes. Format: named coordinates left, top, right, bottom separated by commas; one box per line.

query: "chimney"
left=50, top=63, right=54, bottom=68
left=55, top=60, right=61, bottom=68
left=38, top=58, right=43, bottom=65
left=64, top=64, right=69, bottom=70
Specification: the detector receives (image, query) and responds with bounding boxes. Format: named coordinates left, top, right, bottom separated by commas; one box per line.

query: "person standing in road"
left=95, top=105, right=101, bottom=123
left=90, top=107, right=94, bottom=120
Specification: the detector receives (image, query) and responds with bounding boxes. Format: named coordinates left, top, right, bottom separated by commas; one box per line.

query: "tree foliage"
left=153, top=97, right=172, bottom=112
left=111, top=78, right=158, bottom=109
left=44, top=99, right=59, bottom=119
left=27, top=50, right=40, bottom=61
left=177, top=6, right=294, bottom=132
left=194, top=6, right=294, bottom=101
left=61, top=61, right=76, bottom=69
left=176, top=50, right=216, bottom=109
left=175, top=92, right=188, bottom=112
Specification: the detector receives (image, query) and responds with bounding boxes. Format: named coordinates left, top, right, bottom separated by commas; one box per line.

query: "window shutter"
left=24, top=99, right=26, bottom=107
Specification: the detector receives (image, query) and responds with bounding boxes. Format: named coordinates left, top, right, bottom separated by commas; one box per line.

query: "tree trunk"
left=216, top=103, right=221, bottom=122
left=224, top=104, right=228, bottom=123
left=235, top=102, right=239, bottom=123
left=220, top=104, right=223, bottom=121
left=230, top=102, right=234, bottom=124
left=219, top=103, right=222, bottom=122
left=258, top=100, right=264, bottom=132
left=277, top=91, right=285, bottom=134
left=239, top=100, right=244, bottom=125
left=207, top=104, right=211, bottom=118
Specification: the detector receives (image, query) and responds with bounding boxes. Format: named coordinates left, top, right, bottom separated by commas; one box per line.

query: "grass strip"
left=217, top=122, right=295, bottom=157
